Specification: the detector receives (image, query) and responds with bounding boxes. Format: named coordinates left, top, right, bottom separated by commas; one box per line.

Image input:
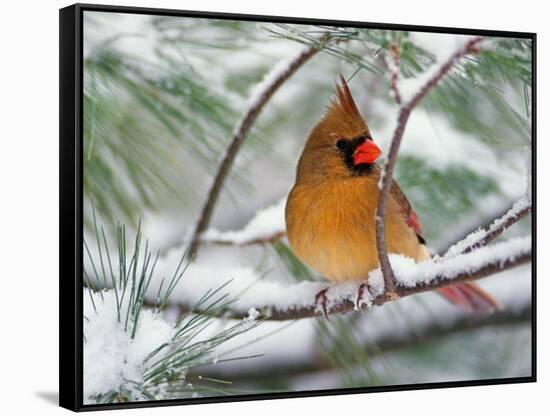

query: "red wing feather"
left=390, top=179, right=425, bottom=242
left=406, top=210, right=423, bottom=237
left=389, top=181, right=499, bottom=313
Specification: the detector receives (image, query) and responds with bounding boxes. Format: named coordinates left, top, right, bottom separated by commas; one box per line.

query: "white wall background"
left=0, top=0, right=546, bottom=414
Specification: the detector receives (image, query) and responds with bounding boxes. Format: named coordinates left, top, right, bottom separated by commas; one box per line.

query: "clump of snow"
left=83, top=290, right=174, bottom=402
left=200, top=198, right=286, bottom=245
left=244, top=307, right=261, bottom=325
left=322, top=281, right=357, bottom=309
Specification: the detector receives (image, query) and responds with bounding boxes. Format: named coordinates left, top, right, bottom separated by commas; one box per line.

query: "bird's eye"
left=336, top=139, right=348, bottom=150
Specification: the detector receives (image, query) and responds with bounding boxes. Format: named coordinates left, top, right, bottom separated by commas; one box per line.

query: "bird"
left=285, top=76, right=498, bottom=318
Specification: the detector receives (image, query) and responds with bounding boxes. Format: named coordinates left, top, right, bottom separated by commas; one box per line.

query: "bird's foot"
left=314, top=288, right=330, bottom=320
left=355, top=282, right=374, bottom=311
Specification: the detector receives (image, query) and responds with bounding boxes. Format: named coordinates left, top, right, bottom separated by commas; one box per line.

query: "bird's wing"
left=390, top=179, right=425, bottom=244
left=390, top=180, right=500, bottom=313
left=390, top=181, right=501, bottom=313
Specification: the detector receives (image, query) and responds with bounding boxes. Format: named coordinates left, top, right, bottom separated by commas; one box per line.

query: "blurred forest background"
left=82, top=11, right=532, bottom=404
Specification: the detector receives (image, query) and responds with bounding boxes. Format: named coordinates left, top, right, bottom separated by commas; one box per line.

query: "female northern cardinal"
left=285, top=76, right=498, bottom=317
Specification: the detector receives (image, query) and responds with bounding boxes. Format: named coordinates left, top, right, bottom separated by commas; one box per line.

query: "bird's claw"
left=315, top=288, right=330, bottom=320
left=355, top=282, right=373, bottom=311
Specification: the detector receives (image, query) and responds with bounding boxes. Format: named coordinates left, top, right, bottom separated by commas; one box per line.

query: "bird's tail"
left=437, top=282, right=501, bottom=313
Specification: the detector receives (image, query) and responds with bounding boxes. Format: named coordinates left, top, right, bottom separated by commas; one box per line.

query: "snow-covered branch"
left=202, top=231, right=285, bottom=246
left=165, top=236, right=530, bottom=321
left=375, top=36, right=483, bottom=296
left=199, top=198, right=286, bottom=246
left=443, top=196, right=532, bottom=258
left=188, top=46, right=320, bottom=258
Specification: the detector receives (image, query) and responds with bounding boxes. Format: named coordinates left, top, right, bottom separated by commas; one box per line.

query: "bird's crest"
left=322, top=75, right=370, bottom=138
left=334, top=75, right=361, bottom=119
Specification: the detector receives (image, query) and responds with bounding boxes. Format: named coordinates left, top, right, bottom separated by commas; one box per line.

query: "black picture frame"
left=60, top=3, right=537, bottom=412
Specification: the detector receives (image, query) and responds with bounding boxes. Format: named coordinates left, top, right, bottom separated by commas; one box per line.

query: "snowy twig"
left=443, top=197, right=532, bottom=258
left=197, top=198, right=287, bottom=246
left=438, top=204, right=516, bottom=254
left=389, top=43, right=402, bottom=105
left=271, top=246, right=529, bottom=320
left=202, top=231, right=285, bottom=247
left=375, top=36, right=483, bottom=297
left=165, top=237, right=530, bottom=321
left=187, top=46, right=320, bottom=258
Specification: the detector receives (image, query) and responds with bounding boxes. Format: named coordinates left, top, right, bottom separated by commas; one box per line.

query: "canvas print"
left=81, top=10, right=533, bottom=405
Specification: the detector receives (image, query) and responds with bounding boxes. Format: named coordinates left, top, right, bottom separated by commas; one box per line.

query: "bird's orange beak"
left=353, top=140, right=381, bottom=165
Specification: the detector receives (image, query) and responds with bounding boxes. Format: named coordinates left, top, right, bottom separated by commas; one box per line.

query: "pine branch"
left=187, top=46, right=320, bottom=258
left=82, top=213, right=266, bottom=403
left=163, top=237, right=530, bottom=321
left=375, top=36, right=483, bottom=297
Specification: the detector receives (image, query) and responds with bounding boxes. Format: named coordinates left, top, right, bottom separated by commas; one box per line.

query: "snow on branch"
left=199, top=198, right=286, bottom=246
left=388, top=43, right=402, bottom=105
left=443, top=196, right=532, bottom=258
left=524, top=146, right=532, bottom=201
left=188, top=46, right=319, bottom=258
left=375, top=36, right=483, bottom=296
left=165, top=236, right=530, bottom=321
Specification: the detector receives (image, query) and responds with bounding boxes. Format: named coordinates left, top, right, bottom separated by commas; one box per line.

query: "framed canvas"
left=59, top=3, right=536, bottom=411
